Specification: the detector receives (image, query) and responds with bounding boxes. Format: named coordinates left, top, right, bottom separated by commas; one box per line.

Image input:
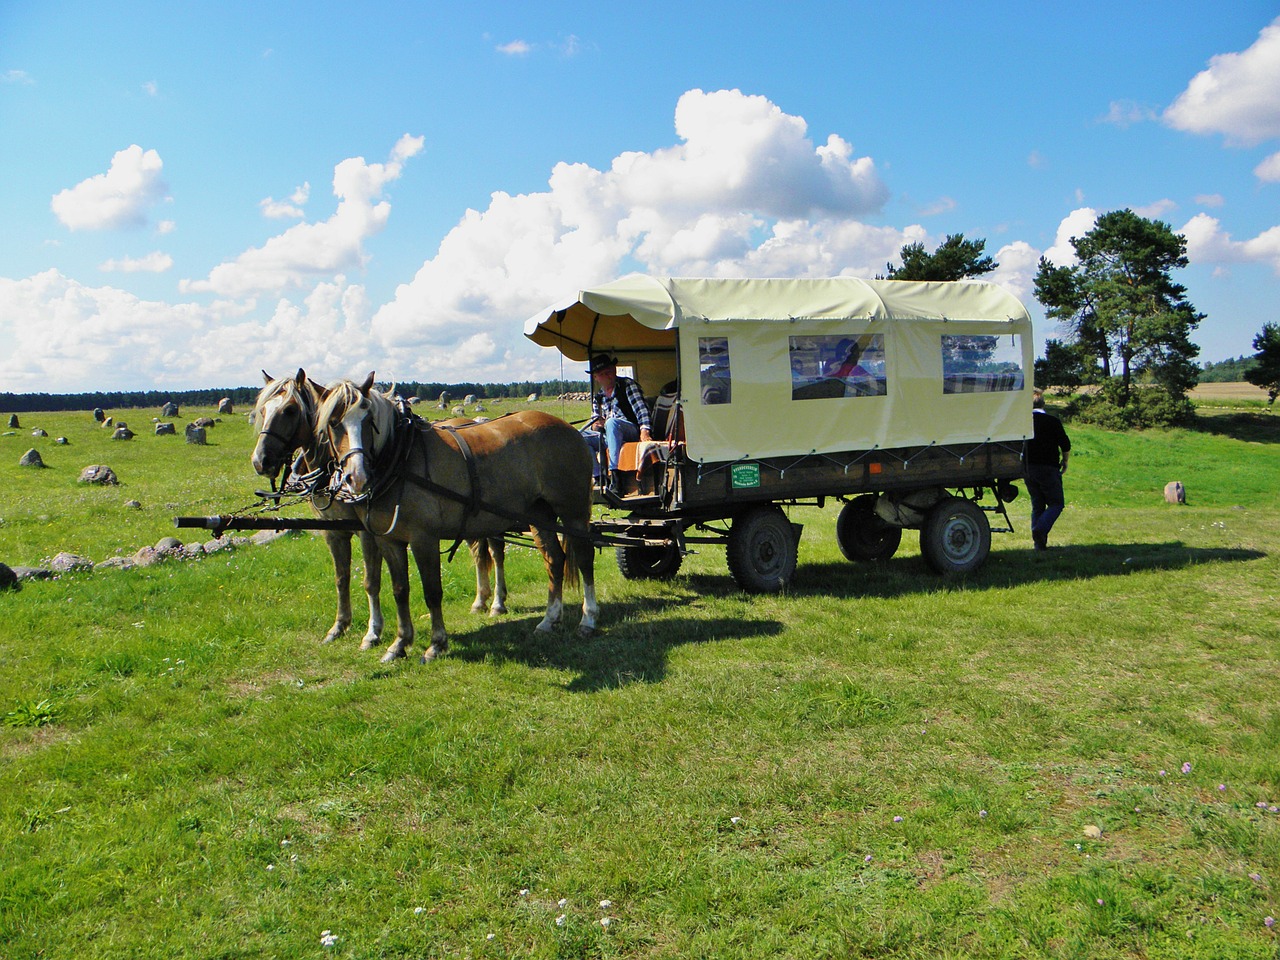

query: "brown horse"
left=250, top=371, right=509, bottom=652
left=317, top=373, right=597, bottom=662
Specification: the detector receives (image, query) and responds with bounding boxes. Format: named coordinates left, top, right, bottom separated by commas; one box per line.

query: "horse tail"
left=561, top=536, right=581, bottom=592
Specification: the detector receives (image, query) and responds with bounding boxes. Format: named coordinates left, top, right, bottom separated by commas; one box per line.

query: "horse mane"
left=252, top=373, right=320, bottom=428
left=316, top=378, right=398, bottom=455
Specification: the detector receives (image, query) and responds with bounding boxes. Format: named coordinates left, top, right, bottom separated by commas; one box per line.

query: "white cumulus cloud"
left=1255, top=151, right=1280, bottom=182
left=371, top=89, right=894, bottom=377
left=1164, top=17, right=1280, bottom=147
left=182, top=135, right=422, bottom=297
left=496, top=39, right=531, bottom=55
left=260, top=183, right=311, bottom=219
left=1181, top=212, right=1280, bottom=274
left=1041, top=207, right=1099, bottom=267
left=50, top=145, right=169, bottom=231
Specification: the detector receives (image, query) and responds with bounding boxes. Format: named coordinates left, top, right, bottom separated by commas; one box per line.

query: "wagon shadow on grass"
left=788, top=541, right=1266, bottom=602
left=443, top=594, right=785, bottom=692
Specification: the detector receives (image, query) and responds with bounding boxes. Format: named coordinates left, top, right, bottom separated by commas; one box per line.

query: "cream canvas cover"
left=525, top=276, right=1035, bottom=463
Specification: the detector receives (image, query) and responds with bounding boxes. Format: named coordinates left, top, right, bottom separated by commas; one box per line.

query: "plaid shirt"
left=592, top=376, right=651, bottom=431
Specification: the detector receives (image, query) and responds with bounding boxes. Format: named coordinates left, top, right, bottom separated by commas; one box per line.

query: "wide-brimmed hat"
left=587, top=352, right=619, bottom=373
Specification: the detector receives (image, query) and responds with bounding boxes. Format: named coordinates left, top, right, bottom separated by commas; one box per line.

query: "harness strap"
left=435, top=423, right=481, bottom=517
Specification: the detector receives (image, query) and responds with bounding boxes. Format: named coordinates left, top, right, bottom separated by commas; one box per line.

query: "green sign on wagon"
left=731, top=463, right=761, bottom=489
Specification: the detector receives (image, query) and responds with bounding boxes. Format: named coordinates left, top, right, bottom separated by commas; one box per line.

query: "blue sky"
left=2, top=1, right=1278, bottom=392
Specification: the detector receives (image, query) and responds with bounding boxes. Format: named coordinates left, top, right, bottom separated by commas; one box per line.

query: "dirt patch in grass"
left=1191, top=383, right=1270, bottom=401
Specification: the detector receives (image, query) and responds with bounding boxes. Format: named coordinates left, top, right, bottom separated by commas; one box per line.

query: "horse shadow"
left=445, top=594, right=785, bottom=693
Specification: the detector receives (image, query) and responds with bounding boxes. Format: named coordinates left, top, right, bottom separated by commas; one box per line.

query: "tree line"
left=0, top=379, right=591, bottom=415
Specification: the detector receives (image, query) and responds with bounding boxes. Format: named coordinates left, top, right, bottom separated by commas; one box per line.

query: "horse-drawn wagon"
left=525, top=275, right=1035, bottom=592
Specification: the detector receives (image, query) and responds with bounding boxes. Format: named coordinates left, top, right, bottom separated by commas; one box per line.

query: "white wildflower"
left=555, top=914, right=566, bottom=927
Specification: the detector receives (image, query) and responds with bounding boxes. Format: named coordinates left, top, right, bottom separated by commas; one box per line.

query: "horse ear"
left=262, top=369, right=273, bottom=384
left=294, top=368, right=307, bottom=387
left=359, top=371, right=376, bottom=395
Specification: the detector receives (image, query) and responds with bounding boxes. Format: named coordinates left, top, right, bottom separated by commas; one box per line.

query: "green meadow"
left=1, top=396, right=1279, bottom=958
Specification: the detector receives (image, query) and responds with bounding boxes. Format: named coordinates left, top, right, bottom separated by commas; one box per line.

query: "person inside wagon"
left=583, top=352, right=651, bottom=498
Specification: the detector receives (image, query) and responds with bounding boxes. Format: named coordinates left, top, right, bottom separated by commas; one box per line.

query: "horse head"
left=318, top=371, right=392, bottom=499
left=250, top=368, right=320, bottom=480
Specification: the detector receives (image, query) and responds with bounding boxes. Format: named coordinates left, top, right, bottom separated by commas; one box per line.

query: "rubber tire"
left=727, top=506, right=797, bottom=593
left=615, top=543, right=683, bottom=580
left=836, top=496, right=903, bottom=563
left=919, top=497, right=991, bottom=575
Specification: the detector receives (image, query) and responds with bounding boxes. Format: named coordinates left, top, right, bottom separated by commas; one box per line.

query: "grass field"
left=2, top=392, right=1279, bottom=958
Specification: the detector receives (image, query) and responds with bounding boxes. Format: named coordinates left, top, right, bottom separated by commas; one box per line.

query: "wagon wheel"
left=836, top=495, right=902, bottom=563
left=919, top=497, right=990, bottom=575
left=616, top=542, right=683, bottom=580
left=726, top=505, right=797, bottom=593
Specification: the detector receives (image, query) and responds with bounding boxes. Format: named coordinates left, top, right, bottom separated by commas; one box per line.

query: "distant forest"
left=1199, top=356, right=1259, bottom=383
left=0, top=379, right=592, bottom=415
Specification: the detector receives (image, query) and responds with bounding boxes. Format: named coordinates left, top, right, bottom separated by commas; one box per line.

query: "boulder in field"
left=79, top=465, right=119, bottom=485
left=155, top=422, right=176, bottom=436
left=0, top=562, right=19, bottom=592
left=93, top=408, right=106, bottom=422
left=1164, top=481, right=1187, bottom=504
left=55, top=437, right=69, bottom=445
left=49, top=552, right=94, bottom=573
left=31, top=428, right=47, bottom=437
left=185, top=424, right=207, bottom=445
left=6, top=414, right=18, bottom=428
left=111, top=426, right=134, bottom=440
left=19, top=449, right=44, bottom=467
left=161, top=402, right=180, bottom=417
left=218, top=398, right=233, bottom=414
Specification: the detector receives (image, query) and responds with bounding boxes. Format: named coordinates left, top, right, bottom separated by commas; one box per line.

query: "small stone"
left=0, top=562, right=20, bottom=592
left=124, top=500, right=142, bottom=509
left=155, top=422, right=176, bottom=436
left=55, top=437, right=69, bottom=445
left=111, top=426, right=134, bottom=440
left=1083, top=824, right=1103, bottom=840
left=31, top=428, right=48, bottom=437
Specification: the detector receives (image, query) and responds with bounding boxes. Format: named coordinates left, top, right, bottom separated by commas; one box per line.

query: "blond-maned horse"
left=318, top=372, right=597, bottom=662
left=250, top=371, right=509, bottom=652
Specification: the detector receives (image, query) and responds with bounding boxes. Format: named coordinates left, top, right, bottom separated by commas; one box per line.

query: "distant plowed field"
left=1191, top=381, right=1270, bottom=399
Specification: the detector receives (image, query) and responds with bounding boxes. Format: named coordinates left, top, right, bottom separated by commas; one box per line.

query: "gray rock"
left=48, top=552, right=94, bottom=573
left=527, top=393, right=539, bottom=402
left=218, top=398, right=233, bottom=414
left=250, top=529, right=291, bottom=546
left=93, top=408, right=105, bottom=422
left=155, top=536, right=183, bottom=553
left=103, top=416, right=113, bottom=428
left=31, top=428, right=47, bottom=437
left=0, top=562, right=18, bottom=592
left=185, top=424, right=207, bottom=445
left=124, top=499, right=142, bottom=509
left=6, top=414, right=18, bottom=428
left=95, top=556, right=135, bottom=571
left=55, top=437, right=69, bottom=445
left=1164, top=481, right=1186, bottom=504
left=161, top=402, right=180, bottom=417
left=111, top=426, right=134, bottom=440
left=183, top=541, right=207, bottom=555
left=79, top=465, right=119, bottom=485
left=192, top=417, right=215, bottom=429
left=9, top=565, right=50, bottom=581
left=19, top=448, right=45, bottom=468
left=155, top=422, right=176, bottom=436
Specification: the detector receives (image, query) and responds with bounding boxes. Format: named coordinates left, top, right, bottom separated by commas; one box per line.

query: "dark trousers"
left=1025, top=462, right=1065, bottom=538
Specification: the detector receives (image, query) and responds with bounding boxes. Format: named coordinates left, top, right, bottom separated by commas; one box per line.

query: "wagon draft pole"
left=524, top=274, right=1035, bottom=592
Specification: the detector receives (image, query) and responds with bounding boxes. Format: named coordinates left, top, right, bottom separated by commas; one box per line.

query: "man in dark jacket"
left=1025, top=390, right=1071, bottom=550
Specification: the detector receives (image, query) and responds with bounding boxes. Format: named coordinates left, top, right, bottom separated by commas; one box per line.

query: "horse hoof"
left=489, top=604, right=507, bottom=617
left=577, top=623, right=596, bottom=638
left=359, top=635, right=378, bottom=651
left=470, top=601, right=486, bottom=614
left=421, top=643, right=448, bottom=663
left=380, top=647, right=408, bottom=663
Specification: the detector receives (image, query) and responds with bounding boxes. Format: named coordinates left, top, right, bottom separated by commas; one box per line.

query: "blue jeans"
left=1025, top=462, right=1065, bottom=536
left=583, top=418, right=639, bottom=474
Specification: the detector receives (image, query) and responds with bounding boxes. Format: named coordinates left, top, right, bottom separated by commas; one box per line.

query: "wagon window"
left=789, top=334, right=887, bottom=400
left=941, top=334, right=1024, bottom=394
left=699, top=337, right=732, bottom=404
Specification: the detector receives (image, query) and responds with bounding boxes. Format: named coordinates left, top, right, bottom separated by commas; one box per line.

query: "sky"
left=2, top=1, right=1279, bottom=394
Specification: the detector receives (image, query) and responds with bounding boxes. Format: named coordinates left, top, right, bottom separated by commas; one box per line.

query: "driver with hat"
left=584, top=352, right=651, bottom=497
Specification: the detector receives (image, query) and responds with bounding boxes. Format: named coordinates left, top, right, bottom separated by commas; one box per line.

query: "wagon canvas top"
left=526, top=275, right=1034, bottom=462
